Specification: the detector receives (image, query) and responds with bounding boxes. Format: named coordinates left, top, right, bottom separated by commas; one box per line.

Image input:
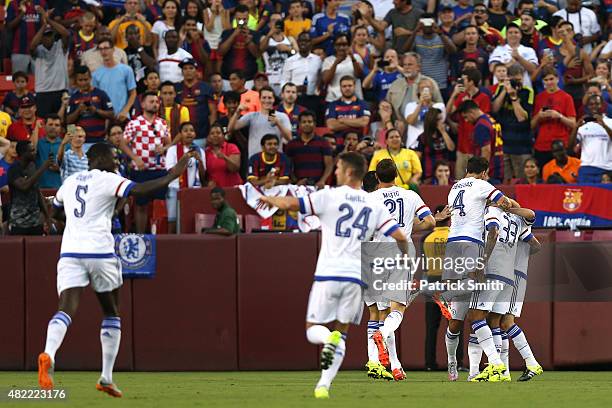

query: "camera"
left=362, top=137, right=374, bottom=147
left=237, top=19, right=246, bottom=28
left=510, top=79, right=522, bottom=89
left=421, top=18, right=434, bottom=27
left=378, top=59, right=390, bottom=69
left=275, top=20, right=284, bottom=31
left=583, top=116, right=597, bottom=123
left=457, top=78, right=464, bottom=85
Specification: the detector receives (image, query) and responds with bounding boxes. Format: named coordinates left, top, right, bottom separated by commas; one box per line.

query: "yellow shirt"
left=109, top=18, right=152, bottom=49
left=162, top=106, right=190, bottom=126
left=284, top=19, right=312, bottom=39
left=422, top=226, right=450, bottom=277
left=0, top=111, right=12, bottom=138
left=369, top=148, right=422, bottom=189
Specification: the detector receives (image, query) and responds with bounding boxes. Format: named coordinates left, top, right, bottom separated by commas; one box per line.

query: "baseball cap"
left=521, top=9, right=536, bottom=19
left=254, top=72, right=269, bottom=80
left=19, top=97, right=35, bottom=108
left=43, top=26, right=54, bottom=35
left=440, top=6, right=453, bottom=13
left=178, top=58, right=198, bottom=68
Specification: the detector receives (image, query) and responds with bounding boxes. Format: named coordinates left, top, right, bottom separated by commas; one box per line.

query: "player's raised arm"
left=129, top=151, right=196, bottom=197
left=505, top=199, right=536, bottom=222
left=258, top=196, right=300, bottom=211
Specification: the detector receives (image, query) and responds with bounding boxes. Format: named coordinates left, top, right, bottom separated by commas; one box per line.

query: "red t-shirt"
left=453, top=91, right=491, bottom=154
left=6, top=118, right=46, bottom=141
left=533, top=89, right=576, bottom=151
left=205, top=142, right=243, bottom=187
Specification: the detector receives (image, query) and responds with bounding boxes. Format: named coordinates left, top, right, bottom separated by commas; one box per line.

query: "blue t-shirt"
left=35, top=137, right=62, bottom=188
left=310, top=13, right=351, bottom=56
left=0, top=158, right=13, bottom=189
left=453, top=5, right=474, bottom=30
left=325, top=98, right=371, bottom=144
left=371, top=71, right=401, bottom=102
left=92, top=64, right=137, bottom=115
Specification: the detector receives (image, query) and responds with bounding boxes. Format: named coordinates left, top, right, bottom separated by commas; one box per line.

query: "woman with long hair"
left=368, top=100, right=404, bottom=149
left=351, top=25, right=374, bottom=70
left=487, top=0, right=512, bottom=32
left=321, top=33, right=365, bottom=103
left=417, top=108, right=455, bottom=181
left=151, top=0, right=182, bottom=58
left=404, top=79, right=446, bottom=149
left=205, top=123, right=242, bottom=187
left=368, top=128, right=422, bottom=189
left=516, top=158, right=543, bottom=184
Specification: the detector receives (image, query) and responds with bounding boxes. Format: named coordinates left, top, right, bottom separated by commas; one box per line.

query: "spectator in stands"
left=218, top=5, right=261, bottom=86
left=369, top=100, right=402, bottom=148
left=387, top=52, right=443, bottom=128
left=0, top=137, right=14, bottom=190
left=557, top=21, right=594, bottom=111
left=447, top=68, right=491, bottom=179
left=8, top=140, right=51, bottom=235
left=7, top=97, right=45, bottom=142
left=404, top=78, right=446, bottom=149
left=417, top=108, right=455, bottom=182
left=30, top=7, right=69, bottom=118
left=203, top=187, right=240, bottom=235
left=492, top=63, right=534, bottom=179
left=570, top=95, right=612, bottom=183
left=181, top=17, right=212, bottom=78
left=0, top=109, right=11, bottom=138
left=341, top=131, right=371, bottom=156
left=325, top=76, right=371, bottom=147
left=280, top=31, right=322, bottom=119
left=109, top=0, right=152, bottom=50
left=581, top=82, right=612, bottom=118
left=452, top=0, right=474, bottom=31
left=310, top=0, right=350, bottom=56
left=247, top=134, right=292, bottom=188
left=106, top=124, right=129, bottom=177
left=209, top=73, right=224, bottom=106
left=51, top=0, right=102, bottom=28
left=369, top=128, right=422, bottom=189
left=151, top=0, right=182, bottom=58
left=451, top=25, right=490, bottom=83
left=276, top=83, right=306, bottom=139
left=321, top=33, right=364, bottom=103
left=165, top=121, right=206, bottom=234
left=487, top=0, right=512, bottom=32
left=228, top=86, right=291, bottom=160
left=1, top=72, right=35, bottom=119
left=516, top=157, right=543, bottom=185
left=67, top=65, right=115, bottom=147
left=124, top=24, right=157, bottom=83
left=404, top=13, right=456, bottom=99
left=92, top=39, right=137, bottom=124
left=363, top=0, right=421, bottom=53
left=175, top=58, right=217, bottom=147
left=120, top=91, right=171, bottom=233
left=531, top=67, right=576, bottom=169
left=203, top=0, right=229, bottom=73
left=68, top=12, right=97, bottom=64
left=429, top=160, right=453, bottom=186
left=489, top=23, right=538, bottom=89
left=517, top=9, right=542, bottom=53
left=553, top=0, right=600, bottom=55
left=35, top=114, right=62, bottom=189
left=57, top=125, right=88, bottom=181
left=205, top=123, right=242, bottom=187
left=158, top=29, right=193, bottom=83
left=284, top=0, right=311, bottom=40
left=542, top=140, right=580, bottom=183
left=160, top=81, right=190, bottom=140
left=252, top=72, right=270, bottom=93
left=217, top=70, right=261, bottom=116
left=285, top=110, right=333, bottom=187
left=6, top=0, right=45, bottom=74
left=260, top=12, right=298, bottom=95
left=81, top=26, right=129, bottom=72
left=362, top=48, right=402, bottom=103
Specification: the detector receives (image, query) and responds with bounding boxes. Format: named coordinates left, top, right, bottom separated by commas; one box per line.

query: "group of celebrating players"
left=36, top=141, right=542, bottom=399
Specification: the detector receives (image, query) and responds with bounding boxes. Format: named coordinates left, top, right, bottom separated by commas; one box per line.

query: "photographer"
left=491, top=63, right=533, bottom=180
left=569, top=95, right=612, bottom=183
left=260, top=13, right=298, bottom=96
left=218, top=5, right=260, bottom=85
left=362, top=48, right=402, bottom=103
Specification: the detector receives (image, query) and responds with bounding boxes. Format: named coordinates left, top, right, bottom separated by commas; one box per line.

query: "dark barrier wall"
left=7, top=232, right=612, bottom=371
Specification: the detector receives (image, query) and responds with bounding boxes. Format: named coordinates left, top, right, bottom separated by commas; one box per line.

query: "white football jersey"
left=299, top=185, right=400, bottom=283
left=447, top=177, right=502, bottom=245
left=484, top=206, right=522, bottom=283
left=53, top=170, right=135, bottom=256
left=514, top=216, right=535, bottom=275
left=370, top=186, right=431, bottom=242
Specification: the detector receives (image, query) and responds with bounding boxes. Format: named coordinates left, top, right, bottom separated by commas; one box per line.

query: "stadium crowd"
left=1, top=0, right=612, bottom=235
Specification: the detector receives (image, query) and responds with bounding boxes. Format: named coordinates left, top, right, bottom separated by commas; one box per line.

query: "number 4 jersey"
left=447, top=177, right=503, bottom=245
left=299, top=185, right=400, bottom=285
left=53, top=170, right=135, bottom=257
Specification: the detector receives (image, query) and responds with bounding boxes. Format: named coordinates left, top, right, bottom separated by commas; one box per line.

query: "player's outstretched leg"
left=445, top=322, right=461, bottom=381
left=467, top=334, right=482, bottom=381
left=469, top=319, right=505, bottom=382
left=95, top=290, right=123, bottom=397
left=375, top=309, right=403, bottom=366
left=366, top=319, right=380, bottom=376
left=314, top=333, right=347, bottom=399
left=490, top=327, right=510, bottom=381
left=39, top=311, right=72, bottom=389
left=507, top=324, right=543, bottom=381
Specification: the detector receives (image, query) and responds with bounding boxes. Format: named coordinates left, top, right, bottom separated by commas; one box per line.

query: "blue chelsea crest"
left=115, top=234, right=153, bottom=270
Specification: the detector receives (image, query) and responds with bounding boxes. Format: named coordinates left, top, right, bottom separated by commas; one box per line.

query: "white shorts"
left=57, top=256, right=123, bottom=295
left=306, top=280, right=364, bottom=325
left=364, top=297, right=390, bottom=310
left=490, top=282, right=514, bottom=315
left=449, top=293, right=471, bottom=321
left=470, top=279, right=508, bottom=313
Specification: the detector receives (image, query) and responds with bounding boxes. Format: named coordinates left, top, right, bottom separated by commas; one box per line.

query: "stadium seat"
left=244, top=214, right=262, bottom=233
left=195, top=213, right=216, bottom=233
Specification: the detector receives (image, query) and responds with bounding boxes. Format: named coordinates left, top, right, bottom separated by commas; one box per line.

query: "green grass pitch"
left=1, top=371, right=611, bottom=407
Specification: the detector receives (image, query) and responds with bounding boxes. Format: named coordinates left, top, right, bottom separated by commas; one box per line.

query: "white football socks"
left=367, top=320, right=378, bottom=362
left=316, top=338, right=346, bottom=389
left=467, top=334, right=482, bottom=377
left=491, top=327, right=502, bottom=355
left=445, top=327, right=460, bottom=364
left=471, top=320, right=502, bottom=365
left=387, top=332, right=401, bottom=370
left=44, top=311, right=72, bottom=363
left=307, top=325, right=331, bottom=345
left=380, top=310, right=403, bottom=338
left=100, top=317, right=121, bottom=383
left=508, top=324, right=538, bottom=367
left=501, top=331, right=510, bottom=375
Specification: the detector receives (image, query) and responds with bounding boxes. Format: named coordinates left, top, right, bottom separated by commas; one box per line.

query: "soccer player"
left=440, top=156, right=512, bottom=382
left=258, top=152, right=409, bottom=399
left=370, top=159, right=435, bottom=381
left=38, top=143, right=195, bottom=397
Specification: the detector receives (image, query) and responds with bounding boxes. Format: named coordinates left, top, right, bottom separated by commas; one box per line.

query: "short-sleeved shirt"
left=414, top=35, right=448, bottom=90
left=285, top=136, right=332, bottom=181
left=8, top=161, right=41, bottom=229
left=2, top=92, right=36, bottom=118
left=321, top=54, right=364, bottom=102
left=204, top=142, right=243, bottom=187
left=488, top=44, right=539, bottom=88
left=165, top=144, right=206, bottom=189
left=33, top=40, right=68, bottom=93
left=7, top=0, right=46, bottom=54
left=36, top=137, right=62, bottom=188
left=219, top=29, right=261, bottom=80
left=247, top=151, right=292, bottom=181
left=453, top=90, right=491, bottom=154
left=473, top=114, right=504, bottom=182
left=276, top=104, right=306, bottom=139
left=576, top=118, right=612, bottom=170
left=371, top=71, right=401, bottom=102
left=92, top=63, right=137, bottom=115
left=61, top=148, right=89, bottom=181
left=214, top=203, right=240, bottom=234
left=309, top=12, right=351, bottom=55
left=491, top=86, right=534, bottom=155
left=7, top=118, right=46, bottom=141
left=325, top=98, right=371, bottom=142
left=368, top=148, right=422, bottom=190
left=237, top=111, right=291, bottom=159
left=67, top=87, right=113, bottom=142
left=123, top=115, right=170, bottom=171
left=108, top=18, right=152, bottom=50
left=384, top=7, right=423, bottom=52
left=484, top=205, right=521, bottom=284
left=158, top=48, right=193, bottom=83
left=542, top=157, right=581, bottom=183
left=533, top=89, right=576, bottom=151
left=176, top=81, right=214, bottom=139
left=68, top=30, right=96, bottom=61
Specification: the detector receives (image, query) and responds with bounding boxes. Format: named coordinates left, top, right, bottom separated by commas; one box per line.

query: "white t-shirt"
left=322, top=54, right=364, bottom=102
left=53, top=169, right=134, bottom=255
left=601, top=40, right=612, bottom=56
left=553, top=7, right=600, bottom=54
left=281, top=53, right=322, bottom=96
left=370, top=186, right=431, bottom=242
left=489, top=44, right=538, bottom=88
left=165, top=144, right=206, bottom=189
left=403, top=101, right=446, bottom=149
left=158, top=48, right=193, bottom=83
left=576, top=118, right=612, bottom=170
left=299, top=185, right=399, bottom=283
left=447, top=177, right=503, bottom=245
left=237, top=111, right=292, bottom=159
left=152, top=20, right=175, bottom=56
